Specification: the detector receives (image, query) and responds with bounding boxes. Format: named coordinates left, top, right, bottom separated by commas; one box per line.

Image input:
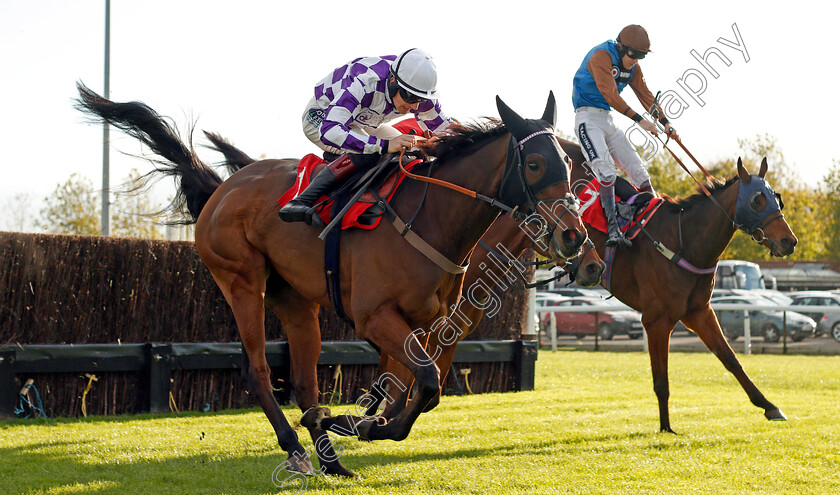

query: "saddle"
left=276, top=153, right=426, bottom=230
left=578, top=177, right=663, bottom=241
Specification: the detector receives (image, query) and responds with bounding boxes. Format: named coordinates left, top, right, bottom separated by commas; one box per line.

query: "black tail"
left=202, top=131, right=256, bottom=175
left=74, top=81, right=223, bottom=224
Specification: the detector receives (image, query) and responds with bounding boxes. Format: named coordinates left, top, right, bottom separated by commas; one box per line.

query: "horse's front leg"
left=681, top=305, right=786, bottom=421
left=643, top=316, right=677, bottom=433
left=364, top=327, right=433, bottom=419
left=318, top=305, right=440, bottom=442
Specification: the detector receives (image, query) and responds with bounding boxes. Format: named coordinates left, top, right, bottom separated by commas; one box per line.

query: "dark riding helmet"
left=617, top=25, right=651, bottom=59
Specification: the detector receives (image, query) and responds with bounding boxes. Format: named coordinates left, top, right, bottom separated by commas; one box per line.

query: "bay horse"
left=75, top=82, right=588, bottom=477
left=202, top=131, right=607, bottom=418
left=558, top=137, right=797, bottom=432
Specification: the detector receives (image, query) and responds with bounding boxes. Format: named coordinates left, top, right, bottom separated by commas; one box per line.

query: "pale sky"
left=1, top=0, right=836, bottom=232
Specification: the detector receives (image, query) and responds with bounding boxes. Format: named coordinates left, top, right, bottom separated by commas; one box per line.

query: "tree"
left=37, top=173, right=101, bottom=235
left=1, top=192, right=36, bottom=232
left=111, top=169, right=165, bottom=239
left=821, top=160, right=840, bottom=260
left=38, top=169, right=166, bottom=239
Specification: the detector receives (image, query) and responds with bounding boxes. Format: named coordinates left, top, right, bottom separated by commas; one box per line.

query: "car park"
left=539, top=296, right=643, bottom=341
left=710, top=295, right=816, bottom=342
left=789, top=292, right=840, bottom=341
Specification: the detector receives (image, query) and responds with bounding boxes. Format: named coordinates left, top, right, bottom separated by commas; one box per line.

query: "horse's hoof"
left=285, top=452, right=316, bottom=476
left=301, top=406, right=331, bottom=430
left=660, top=427, right=678, bottom=435
left=321, top=461, right=358, bottom=478
left=765, top=408, right=787, bottom=421
left=356, top=419, right=376, bottom=441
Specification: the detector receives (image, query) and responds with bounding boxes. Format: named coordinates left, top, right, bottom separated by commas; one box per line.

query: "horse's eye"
left=527, top=161, right=541, bottom=172
left=749, top=191, right=765, bottom=210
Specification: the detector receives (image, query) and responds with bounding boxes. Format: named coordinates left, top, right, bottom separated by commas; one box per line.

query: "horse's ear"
left=737, top=157, right=752, bottom=184
left=759, top=157, right=768, bottom=178
left=541, top=91, right=557, bottom=127
left=496, top=95, right=527, bottom=138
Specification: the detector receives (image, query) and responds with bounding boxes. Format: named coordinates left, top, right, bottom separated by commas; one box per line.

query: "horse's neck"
left=407, top=136, right=510, bottom=267
left=680, top=180, right=739, bottom=266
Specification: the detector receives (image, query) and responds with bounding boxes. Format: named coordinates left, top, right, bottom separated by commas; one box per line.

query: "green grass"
left=2, top=350, right=839, bottom=494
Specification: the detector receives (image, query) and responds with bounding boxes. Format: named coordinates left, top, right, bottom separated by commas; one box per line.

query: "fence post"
left=514, top=340, right=537, bottom=391
left=145, top=344, right=172, bottom=413
left=0, top=349, right=16, bottom=419
left=743, top=310, right=751, bottom=355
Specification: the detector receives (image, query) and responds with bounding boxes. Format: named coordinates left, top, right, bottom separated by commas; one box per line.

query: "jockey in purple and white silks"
left=279, top=48, right=454, bottom=226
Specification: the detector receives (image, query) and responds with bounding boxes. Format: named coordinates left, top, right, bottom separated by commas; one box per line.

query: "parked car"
left=539, top=296, right=643, bottom=341
left=789, top=292, right=840, bottom=341
left=729, top=289, right=792, bottom=306
left=710, top=295, right=816, bottom=342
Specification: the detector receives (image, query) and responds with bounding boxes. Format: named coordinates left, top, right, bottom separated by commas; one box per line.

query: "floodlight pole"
left=101, top=0, right=111, bottom=236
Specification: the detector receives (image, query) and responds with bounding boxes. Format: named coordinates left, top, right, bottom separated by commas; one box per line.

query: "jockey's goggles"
left=399, top=87, right=428, bottom=104
left=626, top=48, right=647, bottom=60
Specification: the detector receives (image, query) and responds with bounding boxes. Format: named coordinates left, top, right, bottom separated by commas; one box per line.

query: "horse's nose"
left=587, top=259, right=606, bottom=280
left=781, top=237, right=797, bottom=256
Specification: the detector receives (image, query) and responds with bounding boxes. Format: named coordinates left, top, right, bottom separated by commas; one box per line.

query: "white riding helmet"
left=390, top=48, right=439, bottom=100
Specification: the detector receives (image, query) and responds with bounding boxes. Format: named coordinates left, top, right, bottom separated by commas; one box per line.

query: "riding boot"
left=278, top=153, right=357, bottom=226
left=600, top=182, right=632, bottom=249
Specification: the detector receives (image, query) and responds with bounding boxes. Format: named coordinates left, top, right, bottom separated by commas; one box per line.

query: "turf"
left=2, top=350, right=839, bottom=494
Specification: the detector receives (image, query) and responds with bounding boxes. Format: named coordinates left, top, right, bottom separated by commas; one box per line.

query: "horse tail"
left=202, top=131, right=256, bottom=175
left=74, top=81, right=223, bottom=224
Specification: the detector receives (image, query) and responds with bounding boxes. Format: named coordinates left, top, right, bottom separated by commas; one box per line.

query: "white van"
left=715, top=260, right=769, bottom=290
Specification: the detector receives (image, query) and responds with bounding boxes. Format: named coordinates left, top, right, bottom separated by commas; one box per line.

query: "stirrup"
left=303, top=208, right=324, bottom=227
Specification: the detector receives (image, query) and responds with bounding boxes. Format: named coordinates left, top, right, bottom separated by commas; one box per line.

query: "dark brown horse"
left=559, top=137, right=797, bottom=432
left=202, top=131, right=606, bottom=418
left=75, top=82, right=588, bottom=477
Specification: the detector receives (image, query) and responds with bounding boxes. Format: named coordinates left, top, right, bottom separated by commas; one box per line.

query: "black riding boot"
left=600, top=182, right=632, bottom=248
left=278, top=154, right=357, bottom=226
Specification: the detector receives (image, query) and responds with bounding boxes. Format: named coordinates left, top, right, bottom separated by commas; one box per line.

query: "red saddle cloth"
left=578, top=178, right=663, bottom=240
left=277, top=154, right=422, bottom=230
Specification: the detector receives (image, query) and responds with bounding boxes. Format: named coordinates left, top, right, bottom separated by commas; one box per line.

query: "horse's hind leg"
left=207, top=248, right=313, bottom=475
left=681, top=306, right=786, bottom=421
left=264, top=286, right=356, bottom=478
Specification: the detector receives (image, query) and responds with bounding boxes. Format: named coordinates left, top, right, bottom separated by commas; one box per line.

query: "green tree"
left=38, top=173, right=101, bottom=235
left=38, top=170, right=166, bottom=239
left=821, top=160, right=840, bottom=260
left=111, top=169, right=165, bottom=239
left=644, top=149, right=697, bottom=199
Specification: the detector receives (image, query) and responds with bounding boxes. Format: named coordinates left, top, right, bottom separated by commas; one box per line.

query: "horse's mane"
left=418, top=118, right=508, bottom=163
left=660, top=175, right=738, bottom=212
